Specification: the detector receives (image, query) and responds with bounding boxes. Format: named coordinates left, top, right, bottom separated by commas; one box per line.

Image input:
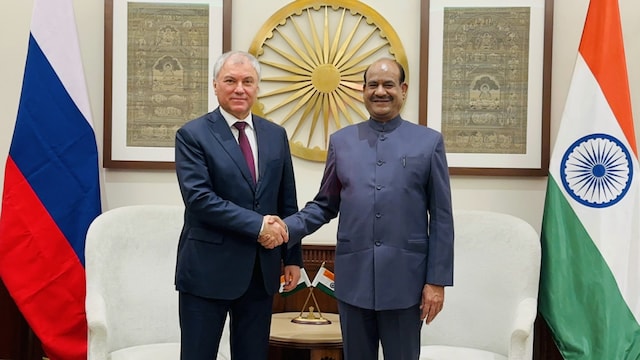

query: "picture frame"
left=104, top=0, right=231, bottom=169
left=419, top=0, right=552, bottom=176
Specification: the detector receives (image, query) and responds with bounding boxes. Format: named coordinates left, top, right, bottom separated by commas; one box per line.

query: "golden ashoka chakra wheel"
left=249, top=0, right=408, bottom=161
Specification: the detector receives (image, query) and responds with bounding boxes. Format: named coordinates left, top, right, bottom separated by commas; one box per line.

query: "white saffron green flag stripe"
left=279, top=267, right=311, bottom=297
left=539, top=0, right=640, bottom=358
left=311, top=264, right=335, bottom=298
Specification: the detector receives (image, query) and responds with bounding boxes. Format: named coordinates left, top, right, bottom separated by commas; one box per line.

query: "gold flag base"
left=291, top=305, right=332, bottom=325
left=291, top=316, right=332, bottom=325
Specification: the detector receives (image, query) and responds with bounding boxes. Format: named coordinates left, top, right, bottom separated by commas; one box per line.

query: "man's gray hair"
left=213, top=51, right=261, bottom=81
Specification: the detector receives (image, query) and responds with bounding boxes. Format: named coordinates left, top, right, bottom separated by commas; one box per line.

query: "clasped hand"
left=258, top=215, right=288, bottom=249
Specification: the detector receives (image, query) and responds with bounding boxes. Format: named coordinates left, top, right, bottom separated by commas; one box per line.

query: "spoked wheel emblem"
left=560, top=133, right=633, bottom=208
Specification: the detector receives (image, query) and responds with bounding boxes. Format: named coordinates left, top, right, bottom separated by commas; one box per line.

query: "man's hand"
left=420, top=284, right=444, bottom=324
left=281, top=265, right=301, bottom=292
left=258, top=215, right=288, bottom=249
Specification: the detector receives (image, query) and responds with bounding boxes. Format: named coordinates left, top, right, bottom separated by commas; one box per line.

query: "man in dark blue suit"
left=284, top=58, right=454, bottom=359
left=174, top=51, right=301, bottom=360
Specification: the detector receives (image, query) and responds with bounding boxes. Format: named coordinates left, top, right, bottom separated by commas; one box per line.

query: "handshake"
left=258, top=215, right=288, bottom=249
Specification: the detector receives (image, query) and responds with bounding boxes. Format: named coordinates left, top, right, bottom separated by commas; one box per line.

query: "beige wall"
left=1, top=0, right=639, bottom=243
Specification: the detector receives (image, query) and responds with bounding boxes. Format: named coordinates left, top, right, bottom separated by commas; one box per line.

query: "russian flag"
left=0, top=1, right=101, bottom=359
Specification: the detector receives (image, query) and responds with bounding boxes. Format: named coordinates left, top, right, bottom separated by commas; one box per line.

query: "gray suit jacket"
left=175, top=108, right=301, bottom=300
left=286, top=117, right=454, bottom=310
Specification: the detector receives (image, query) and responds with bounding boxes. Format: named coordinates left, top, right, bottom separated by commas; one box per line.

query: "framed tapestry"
left=104, top=0, right=231, bottom=169
left=419, top=0, right=553, bottom=176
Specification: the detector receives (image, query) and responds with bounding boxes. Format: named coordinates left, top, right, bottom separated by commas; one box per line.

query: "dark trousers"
left=338, top=300, right=422, bottom=360
left=179, top=258, right=273, bottom=360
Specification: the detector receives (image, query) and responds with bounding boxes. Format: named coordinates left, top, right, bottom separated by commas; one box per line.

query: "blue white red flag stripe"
left=0, top=1, right=101, bottom=359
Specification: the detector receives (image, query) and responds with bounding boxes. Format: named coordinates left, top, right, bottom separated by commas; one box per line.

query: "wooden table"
left=269, top=312, right=342, bottom=360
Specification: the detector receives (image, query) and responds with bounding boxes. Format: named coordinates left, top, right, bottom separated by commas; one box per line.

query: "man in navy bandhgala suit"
left=285, top=58, right=454, bottom=360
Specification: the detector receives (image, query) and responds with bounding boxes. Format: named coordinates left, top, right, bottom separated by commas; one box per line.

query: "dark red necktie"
left=233, top=122, right=256, bottom=183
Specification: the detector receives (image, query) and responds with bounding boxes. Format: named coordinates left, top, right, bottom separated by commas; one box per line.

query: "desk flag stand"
left=291, top=262, right=335, bottom=325
left=292, top=287, right=331, bottom=325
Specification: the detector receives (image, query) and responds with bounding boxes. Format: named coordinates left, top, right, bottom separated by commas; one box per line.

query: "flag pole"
left=296, top=287, right=314, bottom=318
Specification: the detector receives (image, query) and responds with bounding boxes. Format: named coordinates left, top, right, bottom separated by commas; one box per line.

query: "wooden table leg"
left=310, top=348, right=342, bottom=360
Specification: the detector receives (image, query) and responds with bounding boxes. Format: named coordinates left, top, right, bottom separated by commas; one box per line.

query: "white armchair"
left=85, top=205, right=230, bottom=360
left=419, top=210, right=541, bottom=360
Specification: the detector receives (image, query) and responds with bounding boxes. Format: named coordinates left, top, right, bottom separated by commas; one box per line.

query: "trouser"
left=338, top=300, right=422, bottom=360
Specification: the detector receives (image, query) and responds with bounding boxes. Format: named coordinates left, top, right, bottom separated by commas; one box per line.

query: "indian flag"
left=311, top=264, right=335, bottom=298
left=538, top=0, right=640, bottom=358
left=279, top=267, right=311, bottom=297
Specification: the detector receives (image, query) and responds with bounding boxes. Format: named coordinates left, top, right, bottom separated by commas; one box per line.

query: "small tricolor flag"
left=0, top=1, right=101, bottom=359
left=279, top=267, right=311, bottom=297
left=538, top=0, right=640, bottom=358
left=311, top=264, right=335, bottom=298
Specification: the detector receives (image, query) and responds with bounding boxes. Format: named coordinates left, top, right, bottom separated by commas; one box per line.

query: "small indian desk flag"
left=312, top=264, right=335, bottom=298
left=279, top=267, right=311, bottom=297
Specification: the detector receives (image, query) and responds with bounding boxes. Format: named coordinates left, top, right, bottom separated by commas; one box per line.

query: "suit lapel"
left=252, top=115, right=269, bottom=184
left=208, top=109, right=256, bottom=189
left=253, top=115, right=270, bottom=194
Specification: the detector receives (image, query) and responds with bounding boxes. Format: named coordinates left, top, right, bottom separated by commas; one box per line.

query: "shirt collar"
left=219, top=107, right=254, bottom=130
left=368, top=115, right=402, bottom=132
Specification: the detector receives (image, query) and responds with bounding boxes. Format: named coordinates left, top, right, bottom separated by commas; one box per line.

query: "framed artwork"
left=419, top=0, right=552, bottom=176
left=104, top=0, right=231, bottom=169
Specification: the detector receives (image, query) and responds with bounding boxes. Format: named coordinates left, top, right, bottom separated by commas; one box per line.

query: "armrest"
left=86, top=289, right=108, bottom=360
left=509, top=297, right=537, bottom=360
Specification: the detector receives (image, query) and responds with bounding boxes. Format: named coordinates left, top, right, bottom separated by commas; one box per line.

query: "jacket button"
left=375, top=241, right=382, bottom=246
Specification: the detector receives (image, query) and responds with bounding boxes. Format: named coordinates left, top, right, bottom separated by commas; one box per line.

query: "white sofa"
left=85, top=205, right=230, bottom=360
